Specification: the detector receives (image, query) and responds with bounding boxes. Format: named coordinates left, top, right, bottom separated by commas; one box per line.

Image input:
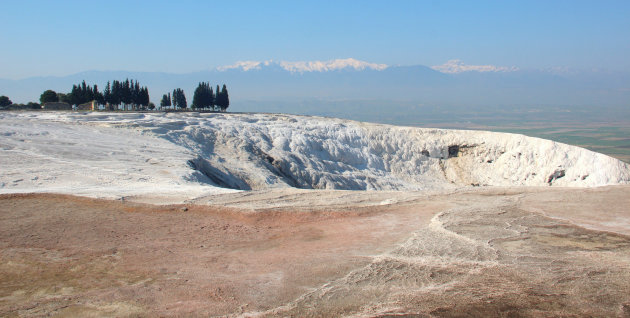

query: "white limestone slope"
left=0, top=112, right=629, bottom=199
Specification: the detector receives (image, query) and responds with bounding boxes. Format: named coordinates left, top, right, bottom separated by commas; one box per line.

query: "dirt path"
left=0, top=193, right=444, bottom=317
left=1, top=187, right=630, bottom=317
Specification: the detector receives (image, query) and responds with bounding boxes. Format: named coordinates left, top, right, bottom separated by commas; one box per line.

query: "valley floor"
left=2, top=186, right=630, bottom=317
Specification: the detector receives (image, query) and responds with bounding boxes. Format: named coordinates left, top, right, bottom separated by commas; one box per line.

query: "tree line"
left=160, top=83, right=229, bottom=111
left=4, top=80, right=230, bottom=112
left=103, top=80, right=150, bottom=110
left=36, top=79, right=151, bottom=110
left=0, top=95, right=41, bottom=110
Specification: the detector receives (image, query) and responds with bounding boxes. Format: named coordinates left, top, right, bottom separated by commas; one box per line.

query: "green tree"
left=160, top=94, right=170, bottom=108
left=214, top=85, right=220, bottom=110
left=133, top=81, right=141, bottom=108
left=192, top=82, right=213, bottom=110
left=81, top=81, right=88, bottom=102
left=219, top=84, right=229, bottom=111
left=68, top=85, right=80, bottom=106
left=172, top=88, right=187, bottom=109
left=93, top=85, right=104, bottom=106
left=66, top=81, right=95, bottom=106
left=0, top=95, right=12, bottom=107
left=58, top=93, right=69, bottom=104
left=39, top=90, right=59, bottom=104
left=104, top=81, right=111, bottom=107
left=122, top=79, right=131, bottom=109
left=179, top=90, right=187, bottom=109
left=141, top=87, right=150, bottom=108
left=111, top=80, right=121, bottom=109
left=208, top=86, right=214, bottom=110
left=192, top=83, right=203, bottom=109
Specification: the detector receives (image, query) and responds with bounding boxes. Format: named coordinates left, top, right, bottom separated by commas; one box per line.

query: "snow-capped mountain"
left=431, top=59, right=519, bottom=74
left=217, top=58, right=389, bottom=73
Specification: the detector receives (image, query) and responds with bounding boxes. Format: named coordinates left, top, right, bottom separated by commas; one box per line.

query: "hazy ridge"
left=2, top=61, right=629, bottom=108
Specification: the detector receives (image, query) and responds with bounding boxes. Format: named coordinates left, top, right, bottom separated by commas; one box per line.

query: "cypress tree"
left=123, top=79, right=131, bottom=109
left=142, top=87, right=150, bottom=107
left=220, top=84, right=229, bottom=111
left=214, top=85, right=220, bottom=110
left=160, top=94, right=168, bottom=108
left=112, top=81, right=120, bottom=108
left=179, top=89, right=187, bottom=109
left=215, top=86, right=222, bottom=110
left=134, top=81, right=141, bottom=108
left=191, top=82, right=218, bottom=110
left=87, top=84, right=94, bottom=103
left=93, top=84, right=104, bottom=106
left=104, top=81, right=111, bottom=107
left=202, top=83, right=207, bottom=108
left=172, top=88, right=187, bottom=109
left=69, top=85, right=79, bottom=106
left=93, top=84, right=98, bottom=101
left=208, top=86, right=214, bottom=111
left=129, top=79, right=134, bottom=108
left=81, top=81, right=87, bottom=103
left=192, top=83, right=202, bottom=110
left=115, top=80, right=122, bottom=108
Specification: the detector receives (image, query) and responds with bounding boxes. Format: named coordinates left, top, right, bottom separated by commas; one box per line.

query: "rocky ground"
left=2, top=186, right=630, bottom=317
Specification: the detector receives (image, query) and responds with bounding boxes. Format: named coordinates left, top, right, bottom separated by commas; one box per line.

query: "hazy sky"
left=1, top=0, right=629, bottom=79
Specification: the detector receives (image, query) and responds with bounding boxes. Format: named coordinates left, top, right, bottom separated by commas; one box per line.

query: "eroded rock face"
left=448, top=145, right=460, bottom=158
left=159, top=114, right=629, bottom=190
left=1, top=112, right=629, bottom=195
left=547, top=169, right=566, bottom=184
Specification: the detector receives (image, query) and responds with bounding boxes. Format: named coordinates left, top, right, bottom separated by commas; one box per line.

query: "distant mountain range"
left=1, top=58, right=629, bottom=114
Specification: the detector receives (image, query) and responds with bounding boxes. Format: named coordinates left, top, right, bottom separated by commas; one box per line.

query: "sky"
left=1, top=0, right=629, bottom=79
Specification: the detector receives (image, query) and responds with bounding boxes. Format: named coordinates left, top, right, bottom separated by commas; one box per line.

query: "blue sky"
left=1, top=0, right=629, bottom=79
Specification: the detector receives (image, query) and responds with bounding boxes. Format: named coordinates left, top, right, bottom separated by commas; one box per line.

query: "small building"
left=41, top=102, right=72, bottom=110
left=77, top=100, right=98, bottom=111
